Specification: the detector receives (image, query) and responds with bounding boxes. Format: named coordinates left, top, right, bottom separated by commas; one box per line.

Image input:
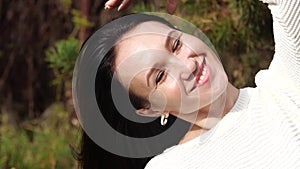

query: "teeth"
left=199, top=75, right=204, bottom=81
left=202, top=68, right=207, bottom=75
left=198, top=65, right=207, bottom=83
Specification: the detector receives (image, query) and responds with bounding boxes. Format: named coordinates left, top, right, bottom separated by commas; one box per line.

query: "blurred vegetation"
left=0, top=0, right=274, bottom=168
left=46, top=37, right=80, bottom=101
left=0, top=103, right=78, bottom=169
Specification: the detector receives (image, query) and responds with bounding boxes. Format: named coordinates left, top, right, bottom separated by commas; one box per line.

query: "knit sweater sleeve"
left=259, top=0, right=300, bottom=86
left=255, top=0, right=300, bottom=123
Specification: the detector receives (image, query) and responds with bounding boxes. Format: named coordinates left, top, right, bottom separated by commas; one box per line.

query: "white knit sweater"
left=145, top=0, right=300, bottom=168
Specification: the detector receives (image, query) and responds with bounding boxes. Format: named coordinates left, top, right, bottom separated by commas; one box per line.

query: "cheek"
left=168, top=80, right=181, bottom=97
left=161, top=79, right=182, bottom=109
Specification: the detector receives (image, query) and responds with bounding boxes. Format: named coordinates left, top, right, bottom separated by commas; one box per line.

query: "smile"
left=195, top=58, right=210, bottom=87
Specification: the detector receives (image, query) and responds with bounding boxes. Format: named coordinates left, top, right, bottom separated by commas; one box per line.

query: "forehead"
left=121, top=21, right=171, bottom=41
left=115, top=21, right=172, bottom=66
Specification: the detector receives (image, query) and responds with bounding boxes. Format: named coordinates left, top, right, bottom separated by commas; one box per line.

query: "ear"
left=135, top=108, right=162, bottom=117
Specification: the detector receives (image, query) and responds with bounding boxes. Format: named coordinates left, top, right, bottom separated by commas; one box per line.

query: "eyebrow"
left=165, top=30, right=177, bottom=49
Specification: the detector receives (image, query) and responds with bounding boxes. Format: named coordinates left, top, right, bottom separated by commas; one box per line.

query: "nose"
left=186, top=57, right=197, bottom=73
left=177, top=47, right=198, bottom=80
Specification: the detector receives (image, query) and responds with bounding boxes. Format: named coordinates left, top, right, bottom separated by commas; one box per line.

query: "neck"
left=222, top=83, right=240, bottom=116
left=177, top=83, right=239, bottom=144
left=195, top=83, right=239, bottom=129
left=173, top=83, right=239, bottom=130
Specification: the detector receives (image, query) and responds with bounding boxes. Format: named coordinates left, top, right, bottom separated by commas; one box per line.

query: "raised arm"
left=259, top=0, right=300, bottom=85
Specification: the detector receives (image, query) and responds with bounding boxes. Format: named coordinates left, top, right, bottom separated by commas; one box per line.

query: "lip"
left=195, top=58, right=210, bottom=87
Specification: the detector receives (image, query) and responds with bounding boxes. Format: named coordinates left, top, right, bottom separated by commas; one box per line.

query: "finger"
left=117, top=0, right=132, bottom=11
left=166, top=0, right=179, bottom=14
left=104, top=0, right=122, bottom=9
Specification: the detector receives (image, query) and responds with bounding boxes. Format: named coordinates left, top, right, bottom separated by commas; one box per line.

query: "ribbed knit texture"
left=145, top=0, right=300, bottom=168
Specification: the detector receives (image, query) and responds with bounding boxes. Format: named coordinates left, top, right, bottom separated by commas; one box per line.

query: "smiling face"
left=114, top=21, right=228, bottom=118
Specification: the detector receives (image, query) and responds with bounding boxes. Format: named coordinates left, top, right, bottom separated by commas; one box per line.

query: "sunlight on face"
left=114, top=21, right=228, bottom=117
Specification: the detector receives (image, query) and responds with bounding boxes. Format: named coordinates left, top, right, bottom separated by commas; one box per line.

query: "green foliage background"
left=0, top=104, right=78, bottom=169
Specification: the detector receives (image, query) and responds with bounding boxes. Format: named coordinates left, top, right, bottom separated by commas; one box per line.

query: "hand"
left=104, top=0, right=179, bottom=14
left=166, top=0, right=179, bottom=14
left=104, top=0, right=131, bottom=11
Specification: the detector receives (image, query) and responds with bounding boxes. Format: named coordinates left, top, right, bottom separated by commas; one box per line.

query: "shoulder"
left=144, top=145, right=191, bottom=169
left=144, top=153, right=175, bottom=169
left=144, top=137, right=207, bottom=169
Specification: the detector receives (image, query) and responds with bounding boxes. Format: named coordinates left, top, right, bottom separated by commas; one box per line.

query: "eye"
left=155, top=70, right=165, bottom=85
left=172, top=37, right=181, bottom=53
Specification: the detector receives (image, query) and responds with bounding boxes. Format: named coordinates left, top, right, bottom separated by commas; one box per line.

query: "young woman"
left=74, top=14, right=192, bottom=169
left=73, top=0, right=300, bottom=168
